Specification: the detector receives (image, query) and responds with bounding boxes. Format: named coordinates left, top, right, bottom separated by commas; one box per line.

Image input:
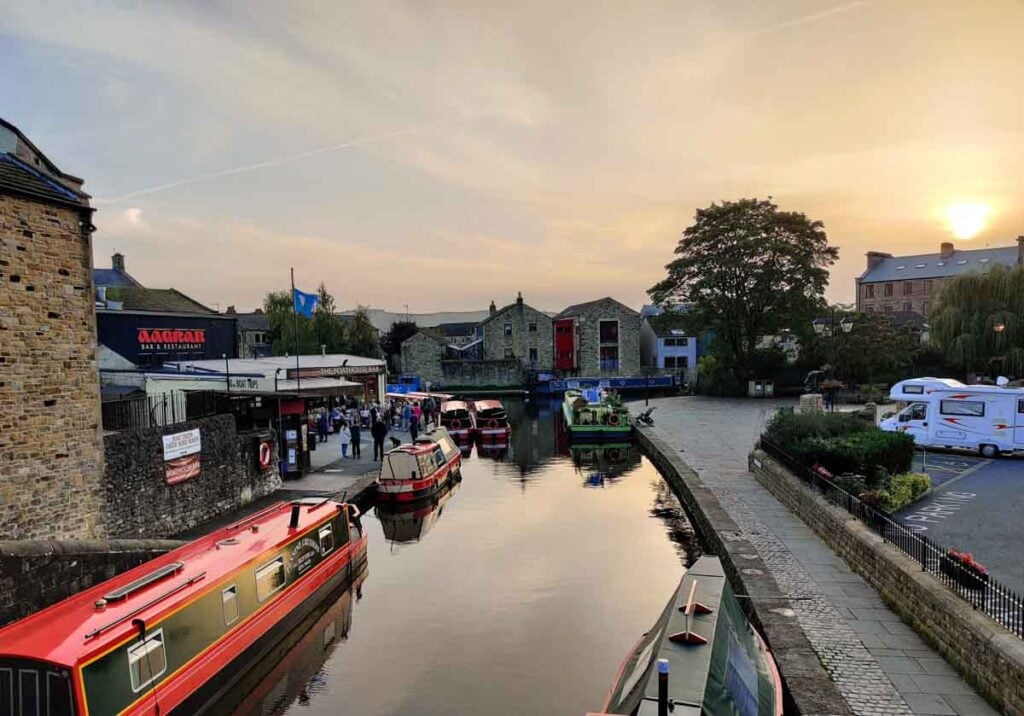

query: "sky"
left=3, top=1, right=1023, bottom=313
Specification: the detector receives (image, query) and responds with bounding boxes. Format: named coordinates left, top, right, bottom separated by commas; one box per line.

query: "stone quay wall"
left=634, top=425, right=852, bottom=716
left=750, top=448, right=1024, bottom=716
left=0, top=194, right=105, bottom=540
left=103, top=414, right=282, bottom=539
left=0, top=538, right=182, bottom=626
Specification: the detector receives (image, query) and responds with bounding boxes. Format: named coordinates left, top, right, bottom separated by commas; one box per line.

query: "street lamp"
left=223, top=353, right=230, bottom=394
left=811, top=308, right=854, bottom=412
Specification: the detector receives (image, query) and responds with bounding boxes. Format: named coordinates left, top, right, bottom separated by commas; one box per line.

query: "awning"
left=276, top=377, right=363, bottom=394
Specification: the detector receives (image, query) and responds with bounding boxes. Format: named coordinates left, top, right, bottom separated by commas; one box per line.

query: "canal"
left=222, top=399, right=698, bottom=715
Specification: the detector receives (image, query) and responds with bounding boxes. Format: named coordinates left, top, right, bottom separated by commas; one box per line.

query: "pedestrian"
left=422, top=396, right=434, bottom=427
left=338, top=422, right=351, bottom=458
left=350, top=419, right=362, bottom=459
left=411, top=401, right=422, bottom=430
left=371, top=417, right=388, bottom=461
left=401, top=401, right=411, bottom=430
left=409, top=410, right=420, bottom=442
left=317, top=410, right=328, bottom=443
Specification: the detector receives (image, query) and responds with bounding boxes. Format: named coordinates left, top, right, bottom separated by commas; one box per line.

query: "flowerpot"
left=939, top=556, right=990, bottom=591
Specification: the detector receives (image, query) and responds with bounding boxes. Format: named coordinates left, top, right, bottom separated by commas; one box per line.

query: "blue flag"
left=293, top=288, right=319, bottom=318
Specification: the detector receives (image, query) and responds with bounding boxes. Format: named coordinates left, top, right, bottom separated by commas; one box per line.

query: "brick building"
left=856, top=239, right=1024, bottom=316
left=553, top=297, right=641, bottom=376
left=479, top=293, right=553, bottom=370
left=0, top=117, right=105, bottom=539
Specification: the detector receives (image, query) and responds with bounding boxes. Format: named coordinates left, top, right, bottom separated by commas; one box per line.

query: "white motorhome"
left=880, top=377, right=1024, bottom=457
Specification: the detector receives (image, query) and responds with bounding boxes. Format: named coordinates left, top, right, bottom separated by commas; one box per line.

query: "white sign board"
left=163, top=428, right=202, bottom=461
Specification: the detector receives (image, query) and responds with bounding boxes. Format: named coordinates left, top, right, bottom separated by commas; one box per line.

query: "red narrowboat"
left=472, top=400, right=512, bottom=442
left=0, top=498, right=366, bottom=716
left=376, top=427, right=462, bottom=503
left=438, top=400, right=475, bottom=442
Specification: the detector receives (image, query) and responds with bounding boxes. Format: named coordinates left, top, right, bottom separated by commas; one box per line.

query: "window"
left=528, top=323, right=537, bottom=333
left=903, top=385, right=924, bottom=394
left=906, top=404, right=927, bottom=421
left=529, top=347, right=538, bottom=362
left=222, top=585, right=239, bottom=625
left=599, top=320, right=618, bottom=343
left=924, top=279, right=932, bottom=295
left=504, top=323, right=513, bottom=337
left=663, top=337, right=689, bottom=347
left=599, top=345, right=619, bottom=371
left=504, top=347, right=514, bottom=359
left=864, top=284, right=874, bottom=298
left=664, top=356, right=689, bottom=369
left=46, top=672, right=73, bottom=716
left=255, top=557, right=286, bottom=602
left=319, top=525, right=334, bottom=555
left=903, top=281, right=913, bottom=295
left=923, top=302, right=930, bottom=315
left=883, top=304, right=893, bottom=313
left=884, top=283, right=893, bottom=297
left=865, top=306, right=874, bottom=313
left=940, top=400, right=985, bottom=417
left=903, top=302, right=912, bottom=312
left=128, top=629, right=167, bottom=693
left=19, top=670, right=38, bottom=716
left=1018, top=399, right=1024, bottom=414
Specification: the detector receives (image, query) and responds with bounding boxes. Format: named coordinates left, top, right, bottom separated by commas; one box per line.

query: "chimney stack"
left=940, top=242, right=954, bottom=259
left=516, top=291, right=523, bottom=306
left=865, top=251, right=891, bottom=272
left=489, top=300, right=497, bottom=316
left=112, top=252, right=125, bottom=273
left=1017, top=235, right=1024, bottom=266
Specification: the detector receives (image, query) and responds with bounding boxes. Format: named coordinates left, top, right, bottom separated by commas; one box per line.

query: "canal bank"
left=635, top=396, right=998, bottom=716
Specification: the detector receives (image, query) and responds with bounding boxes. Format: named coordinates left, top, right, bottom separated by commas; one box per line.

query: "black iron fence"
left=759, top=437, right=1024, bottom=639
left=101, top=390, right=222, bottom=431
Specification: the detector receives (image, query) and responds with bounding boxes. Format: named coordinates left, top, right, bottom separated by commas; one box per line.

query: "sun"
left=944, top=203, right=990, bottom=240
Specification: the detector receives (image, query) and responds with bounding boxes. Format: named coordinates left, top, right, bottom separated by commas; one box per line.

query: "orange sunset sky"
left=3, top=1, right=1023, bottom=312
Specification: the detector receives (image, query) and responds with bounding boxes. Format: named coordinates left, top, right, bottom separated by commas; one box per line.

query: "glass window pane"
left=19, top=670, right=39, bottom=716
left=222, top=586, right=239, bottom=625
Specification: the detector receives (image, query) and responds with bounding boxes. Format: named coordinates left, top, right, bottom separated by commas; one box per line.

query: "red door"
left=554, top=319, right=576, bottom=370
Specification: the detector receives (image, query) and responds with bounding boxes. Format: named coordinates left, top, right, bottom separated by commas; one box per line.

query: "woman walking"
left=338, top=422, right=351, bottom=458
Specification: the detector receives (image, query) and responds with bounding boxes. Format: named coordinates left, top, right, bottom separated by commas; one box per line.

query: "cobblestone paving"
left=639, top=396, right=997, bottom=716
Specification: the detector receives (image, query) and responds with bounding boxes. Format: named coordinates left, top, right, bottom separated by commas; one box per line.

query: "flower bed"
left=940, top=550, right=990, bottom=591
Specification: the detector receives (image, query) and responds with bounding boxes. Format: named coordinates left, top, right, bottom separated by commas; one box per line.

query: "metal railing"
left=759, top=437, right=1024, bottom=639
left=101, top=390, right=222, bottom=431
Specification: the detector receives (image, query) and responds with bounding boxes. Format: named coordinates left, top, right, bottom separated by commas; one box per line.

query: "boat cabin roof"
left=0, top=500, right=349, bottom=666
left=473, top=399, right=505, bottom=413
left=440, top=400, right=470, bottom=412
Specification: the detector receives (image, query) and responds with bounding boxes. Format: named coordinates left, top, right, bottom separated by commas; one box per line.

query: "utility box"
left=748, top=379, right=775, bottom=398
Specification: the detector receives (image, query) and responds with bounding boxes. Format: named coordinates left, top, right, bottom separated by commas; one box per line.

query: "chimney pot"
left=516, top=291, right=523, bottom=305
left=112, top=252, right=125, bottom=272
left=489, top=300, right=497, bottom=315
left=940, top=242, right=954, bottom=259
left=865, top=251, right=891, bottom=271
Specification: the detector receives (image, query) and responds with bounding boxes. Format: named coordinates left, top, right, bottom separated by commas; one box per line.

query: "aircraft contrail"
left=752, top=0, right=870, bottom=38
left=97, top=125, right=421, bottom=204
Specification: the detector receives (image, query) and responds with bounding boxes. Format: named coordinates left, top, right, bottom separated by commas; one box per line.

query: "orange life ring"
left=608, top=413, right=620, bottom=426
left=608, top=449, right=622, bottom=462
left=488, top=419, right=498, bottom=428
left=451, top=419, right=461, bottom=430
left=258, top=441, right=273, bottom=468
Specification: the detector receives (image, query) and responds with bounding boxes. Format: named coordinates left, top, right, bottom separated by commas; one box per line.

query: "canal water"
left=225, top=399, right=698, bottom=716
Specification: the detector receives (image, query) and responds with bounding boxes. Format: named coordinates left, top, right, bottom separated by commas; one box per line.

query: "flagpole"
left=291, top=267, right=301, bottom=394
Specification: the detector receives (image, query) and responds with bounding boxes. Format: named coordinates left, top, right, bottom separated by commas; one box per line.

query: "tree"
left=929, top=265, right=1024, bottom=375
left=650, top=198, right=837, bottom=378
left=346, top=306, right=381, bottom=358
left=314, top=282, right=348, bottom=353
left=380, top=321, right=419, bottom=371
left=809, top=311, right=919, bottom=385
left=264, top=290, right=316, bottom=355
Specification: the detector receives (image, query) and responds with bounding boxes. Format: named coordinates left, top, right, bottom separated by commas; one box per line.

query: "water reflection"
left=570, top=443, right=643, bottom=488
left=651, top=479, right=702, bottom=565
left=375, top=480, right=462, bottom=545
left=222, top=567, right=368, bottom=716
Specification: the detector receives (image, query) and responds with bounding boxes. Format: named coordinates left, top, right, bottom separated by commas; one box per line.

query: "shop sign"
left=163, top=428, right=202, bottom=485
left=286, top=363, right=385, bottom=379
left=137, top=328, right=206, bottom=353
left=228, top=375, right=274, bottom=392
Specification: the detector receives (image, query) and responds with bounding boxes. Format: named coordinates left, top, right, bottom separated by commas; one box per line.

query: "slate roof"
left=0, top=153, right=89, bottom=209
left=555, top=297, right=639, bottom=319
left=99, top=287, right=218, bottom=314
left=93, top=268, right=142, bottom=288
left=438, top=321, right=478, bottom=337
left=859, top=245, right=1020, bottom=283
left=235, top=312, right=269, bottom=331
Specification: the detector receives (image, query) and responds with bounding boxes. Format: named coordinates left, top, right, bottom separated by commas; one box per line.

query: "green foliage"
left=803, top=310, right=920, bottom=385
left=881, top=472, right=931, bottom=511
left=649, top=198, right=837, bottom=377
left=764, top=410, right=870, bottom=445
left=695, top=348, right=744, bottom=396
left=263, top=285, right=361, bottom=357
left=380, top=321, right=419, bottom=369
left=929, top=265, right=1024, bottom=374
left=346, top=307, right=381, bottom=358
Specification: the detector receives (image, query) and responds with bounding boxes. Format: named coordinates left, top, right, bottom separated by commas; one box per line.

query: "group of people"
left=307, top=394, right=445, bottom=462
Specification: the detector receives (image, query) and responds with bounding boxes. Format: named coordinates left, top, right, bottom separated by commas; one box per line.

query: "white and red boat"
left=439, top=400, right=475, bottom=442
left=473, top=399, right=511, bottom=442
left=376, top=427, right=462, bottom=503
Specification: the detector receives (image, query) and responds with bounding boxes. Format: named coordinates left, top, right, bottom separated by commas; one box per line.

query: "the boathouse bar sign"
left=163, top=428, right=202, bottom=485
left=286, top=364, right=385, bottom=379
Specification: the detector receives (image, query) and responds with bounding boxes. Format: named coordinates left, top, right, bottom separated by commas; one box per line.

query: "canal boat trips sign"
left=162, top=428, right=202, bottom=485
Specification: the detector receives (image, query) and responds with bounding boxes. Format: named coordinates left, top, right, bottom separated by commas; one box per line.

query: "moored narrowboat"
left=592, top=556, right=783, bottom=716
left=473, top=399, right=511, bottom=442
left=0, top=498, right=367, bottom=716
left=562, top=389, right=631, bottom=440
left=439, top=400, right=475, bottom=442
left=376, top=427, right=462, bottom=504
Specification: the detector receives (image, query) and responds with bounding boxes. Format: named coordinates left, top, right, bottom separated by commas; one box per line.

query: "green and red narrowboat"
left=376, top=427, right=462, bottom=504
left=439, top=400, right=475, bottom=442
left=472, top=399, right=511, bottom=443
left=0, top=498, right=366, bottom=716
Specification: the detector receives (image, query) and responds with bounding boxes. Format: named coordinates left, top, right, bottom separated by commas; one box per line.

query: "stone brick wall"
left=400, top=332, right=445, bottom=385
left=440, top=359, right=520, bottom=388
left=0, top=538, right=182, bottom=626
left=103, top=415, right=281, bottom=538
left=480, top=298, right=553, bottom=370
left=573, top=298, right=641, bottom=376
left=0, top=194, right=105, bottom=540
left=750, top=449, right=1023, bottom=715
left=857, top=277, right=945, bottom=315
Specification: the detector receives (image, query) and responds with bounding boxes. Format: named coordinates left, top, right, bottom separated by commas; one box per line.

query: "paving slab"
left=637, top=396, right=999, bottom=716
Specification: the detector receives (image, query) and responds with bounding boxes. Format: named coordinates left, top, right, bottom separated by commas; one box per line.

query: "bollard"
left=657, top=658, right=669, bottom=716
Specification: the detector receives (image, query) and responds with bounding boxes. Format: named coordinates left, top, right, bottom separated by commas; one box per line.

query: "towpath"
left=637, top=395, right=996, bottom=716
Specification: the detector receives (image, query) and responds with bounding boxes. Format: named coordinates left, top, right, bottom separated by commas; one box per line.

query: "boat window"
left=255, top=557, right=286, bottom=602
left=1, top=668, right=11, bottom=716
left=19, top=670, right=39, bottom=716
left=416, top=454, right=436, bottom=477
left=432, top=447, right=445, bottom=468
left=319, top=525, right=334, bottom=555
left=940, top=400, right=985, bottom=417
left=127, top=629, right=167, bottom=693
left=46, top=671, right=74, bottom=716
left=222, top=585, right=239, bottom=625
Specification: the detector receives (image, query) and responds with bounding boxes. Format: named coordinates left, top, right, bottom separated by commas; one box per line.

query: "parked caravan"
left=880, top=377, right=1024, bottom=457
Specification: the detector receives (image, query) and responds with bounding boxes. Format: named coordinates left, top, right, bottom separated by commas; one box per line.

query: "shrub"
left=763, top=411, right=870, bottom=447
left=849, top=430, right=915, bottom=479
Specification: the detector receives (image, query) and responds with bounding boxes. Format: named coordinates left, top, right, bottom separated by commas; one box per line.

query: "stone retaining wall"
left=750, top=448, right=1024, bottom=716
left=0, top=538, right=182, bottom=626
left=634, top=425, right=852, bottom=715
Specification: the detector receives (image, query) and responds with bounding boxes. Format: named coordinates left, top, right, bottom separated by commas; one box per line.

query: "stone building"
left=0, top=117, right=105, bottom=539
left=856, top=239, right=1024, bottom=316
left=554, top=297, right=641, bottom=377
left=479, top=293, right=553, bottom=371
left=227, top=308, right=271, bottom=359
left=400, top=330, right=446, bottom=386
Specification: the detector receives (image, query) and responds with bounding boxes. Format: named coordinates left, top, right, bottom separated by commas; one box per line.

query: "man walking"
left=409, top=409, right=420, bottom=442
left=350, top=419, right=362, bottom=459
left=371, top=417, right=389, bottom=461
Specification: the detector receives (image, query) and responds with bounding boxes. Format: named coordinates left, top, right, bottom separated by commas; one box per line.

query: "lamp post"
left=812, top=308, right=854, bottom=411
left=223, top=353, right=230, bottom=394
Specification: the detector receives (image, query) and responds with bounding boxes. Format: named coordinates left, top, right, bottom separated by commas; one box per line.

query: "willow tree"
left=929, top=265, right=1024, bottom=374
